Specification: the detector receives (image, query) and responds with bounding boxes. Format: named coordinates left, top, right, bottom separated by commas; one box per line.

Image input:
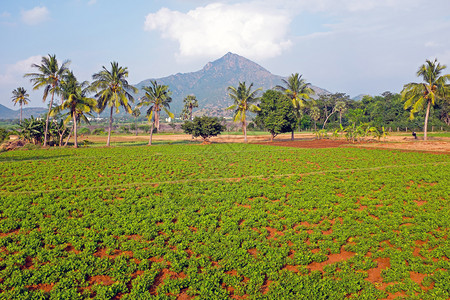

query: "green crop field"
left=0, top=144, right=449, bottom=299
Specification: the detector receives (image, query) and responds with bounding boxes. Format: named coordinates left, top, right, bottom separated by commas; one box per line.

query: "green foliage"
left=92, top=128, right=106, bottom=135
left=78, top=128, right=91, bottom=135
left=0, top=144, right=448, bottom=299
left=181, top=116, right=226, bottom=141
left=255, top=90, right=296, bottom=140
left=0, top=128, right=9, bottom=143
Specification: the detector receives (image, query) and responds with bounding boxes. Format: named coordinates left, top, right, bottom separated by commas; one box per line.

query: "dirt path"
left=67, top=132, right=450, bottom=152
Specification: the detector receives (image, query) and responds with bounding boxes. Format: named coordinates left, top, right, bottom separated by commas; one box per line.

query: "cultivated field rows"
left=0, top=144, right=449, bottom=299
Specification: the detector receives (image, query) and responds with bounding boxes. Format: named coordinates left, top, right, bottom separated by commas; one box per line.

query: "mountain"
left=135, top=52, right=329, bottom=117
left=0, top=104, right=47, bottom=120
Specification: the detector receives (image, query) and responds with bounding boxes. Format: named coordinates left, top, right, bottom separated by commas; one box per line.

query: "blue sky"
left=1, top=0, right=449, bottom=109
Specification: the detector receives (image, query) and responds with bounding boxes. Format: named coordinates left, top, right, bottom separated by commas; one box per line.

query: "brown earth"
left=73, top=132, right=450, bottom=152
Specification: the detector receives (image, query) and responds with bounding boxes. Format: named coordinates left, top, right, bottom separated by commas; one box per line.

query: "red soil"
left=26, top=283, right=54, bottom=292
left=89, top=275, right=115, bottom=286
left=254, top=139, right=349, bottom=149
left=366, top=257, right=390, bottom=287
left=308, top=246, right=355, bottom=272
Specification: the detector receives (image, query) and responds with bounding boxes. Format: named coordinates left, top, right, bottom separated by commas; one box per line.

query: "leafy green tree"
left=254, top=90, right=296, bottom=141
left=132, top=107, right=141, bottom=136
left=181, top=95, right=199, bottom=120
left=51, top=73, right=97, bottom=148
left=24, top=54, right=71, bottom=146
left=227, top=82, right=261, bottom=142
left=401, top=58, right=450, bottom=140
left=335, top=100, right=347, bottom=126
left=138, top=81, right=174, bottom=145
left=310, top=106, right=321, bottom=131
left=91, top=62, right=137, bottom=146
left=181, top=116, right=226, bottom=142
left=19, top=116, right=45, bottom=145
left=11, top=87, right=30, bottom=124
left=276, top=73, right=315, bottom=134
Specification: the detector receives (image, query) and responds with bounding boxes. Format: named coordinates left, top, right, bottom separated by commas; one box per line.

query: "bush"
left=92, top=128, right=106, bottom=135
left=138, top=125, right=151, bottom=133
left=79, top=128, right=91, bottom=135
left=0, top=128, right=9, bottom=143
left=181, top=116, right=226, bottom=141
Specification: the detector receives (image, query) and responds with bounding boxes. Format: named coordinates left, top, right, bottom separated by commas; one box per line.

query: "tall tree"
left=11, top=87, right=30, bottom=124
left=401, top=59, right=450, bottom=140
left=51, top=73, right=97, bottom=148
left=254, top=90, right=296, bottom=141
left=275, top=73, right=315, bottom=136
left=24, top=54, right=70, bottom=146
left=310, top=106, right=321, bottom=131
left=132, top=107, right=141, bottom=136
left=91, top=62, right=137, bottom=146
left=181, top=95, right=199, bottom=120
left=227, top=82, right=261, bottom=143
left=138, top=81, right=174, bottom=145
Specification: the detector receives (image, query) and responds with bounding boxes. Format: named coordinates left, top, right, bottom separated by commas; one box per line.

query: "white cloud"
left=144, top=2, right=292, bottom=60
left=21, top=6, right=50, bottom=25
left=0, top=55, right=42, bottom=86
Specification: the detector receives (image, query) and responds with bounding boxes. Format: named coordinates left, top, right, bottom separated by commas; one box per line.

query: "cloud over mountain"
left=144, top=2, right=292, bottom=60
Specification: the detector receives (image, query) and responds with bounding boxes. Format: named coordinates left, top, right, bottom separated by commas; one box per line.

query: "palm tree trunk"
left=43, top=91, right=55, bottom=147
left=149, top=122, right=154, bottom=145
left=291, top=131, right=294, bottom=141
left=135, top=117, right=138, bottom=136
left=64, top=125, right=74, bottom=147
left=155, top=111, right=160, bottom=132
left=73, top=114, right=78, bottom=148
left=339, top=111, right=342, bottom=126
left=20, top=104, right=23, bottom=124
left=423, top=100, right=431, bottom=141
left=107, top=107, right=113, bottom=146
left=243, top=121, right=247, bottom=143
left=189, top=107, right=193, bottom=120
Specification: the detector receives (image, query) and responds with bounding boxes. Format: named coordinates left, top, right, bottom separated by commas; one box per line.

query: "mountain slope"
left=135, top=52, right=328, bottom=117
left=0, top=104, right=47, bottom=120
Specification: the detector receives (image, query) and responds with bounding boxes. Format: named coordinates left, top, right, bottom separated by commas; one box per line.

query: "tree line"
left=10, top=55, right=450, bottom=147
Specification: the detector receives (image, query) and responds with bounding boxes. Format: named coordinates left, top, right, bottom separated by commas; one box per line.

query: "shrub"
left=79, top=128, right=91, bottom=135
left=181, top=116, right=226, bottom=141
left=92, top=128, right=106, bottom=135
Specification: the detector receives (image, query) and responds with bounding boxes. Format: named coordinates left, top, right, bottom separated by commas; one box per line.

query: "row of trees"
left=12, top=55, right=449, bottom=147
left=224, top=60, right=449, bottom=142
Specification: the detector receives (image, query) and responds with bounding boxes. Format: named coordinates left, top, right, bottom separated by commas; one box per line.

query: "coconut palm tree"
left=138, top=81, right=174, bottom=145
left=91, top=62, right=137, bottom=146
left=24, top=54, right=71, bottom=146
left=227, top=82, right=261, bottom=143
left=132, top=107, right=141, bottom=136
left=11, top=87, right=30, bottom=124
left=182, top=95, right=199, bottom=120
left=310, top=106, right=320, bottom=131
left=51, top=73, right=97, bottom=148
left=335, top=100, right=347, bottom=126
left=276, top=73, right=315, bottom=136
left=401, top=59, right=450, bottom=140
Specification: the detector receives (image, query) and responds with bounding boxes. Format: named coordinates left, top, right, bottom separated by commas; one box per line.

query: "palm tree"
left=276, top=73, right=315, bottom=137
left=182, top=95, right=199, bottom=120
left=51, top=73, right=97, bottom=148
left=401, top=59, right=450, bottom=140
left=227, top=82, right=261, bottom=143
left=138, top=81, right=174, bottom=145
left=132, top=106, right=141, bottom=136
left=11, top=87, right=30, bottom=124
left=91, top=62, right=137, bottom=146
left=310, top=106, right=320, bottom=131
left=335, top=100, right=347, bottom=126
left=24, top=54, right=71, bottom=146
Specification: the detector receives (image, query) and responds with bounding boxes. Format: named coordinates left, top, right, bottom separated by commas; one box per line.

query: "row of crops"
left=0, top=144, right=449, bottom=299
